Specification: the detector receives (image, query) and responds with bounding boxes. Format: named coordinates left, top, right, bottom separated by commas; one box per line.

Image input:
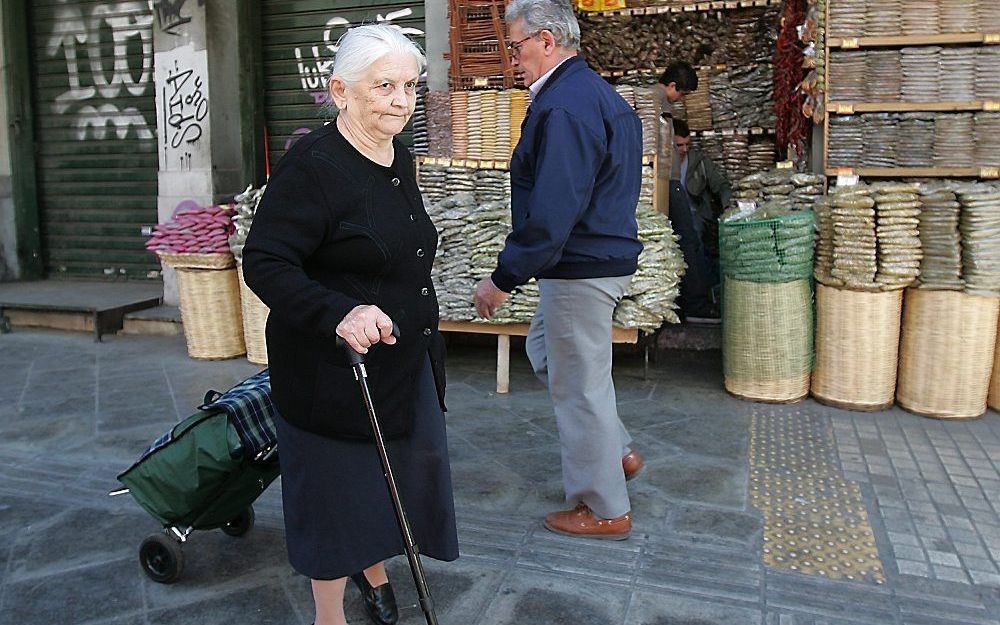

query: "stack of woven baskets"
left=812, top=180, right=1000, bottom=418
left=146, top=204, right=245, bottom=360
left=230, top=186, right=270, bottom=365
left=895, top=183, right=1000, bottom=419
left=719, top=204, right=815, bottom=403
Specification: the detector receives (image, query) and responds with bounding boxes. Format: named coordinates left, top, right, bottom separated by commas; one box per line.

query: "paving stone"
left=477, top=569, right=630, bottom=625
left=1, top=558, right=142, bottom=625
left=146, top=582, right=293, bottom=625
left=896, top=559, right=931, bottom=577
left=627, top=590, right=763, bottom=625
left=931, top=565, right=970, bottom=584
left=892, top=545, right=928, bottom=562
left=669, top=505, right=762, bottom=544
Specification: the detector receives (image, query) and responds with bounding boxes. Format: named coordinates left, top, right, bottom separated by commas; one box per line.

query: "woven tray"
left=158, top=252, right=235, bottom=270
left=990, top=313, right=1000, bottom=412
left=897, top=289, right=999, bottom=419
left=237, top=265, right=269, bottom=365
left=175, top=266, right=246, bottom=360
left=722, top=278, right=813, bottom=403
left=811, top=284, right=903, bottom=412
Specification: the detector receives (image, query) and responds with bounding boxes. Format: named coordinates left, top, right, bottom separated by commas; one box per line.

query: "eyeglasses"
left=506, top=35, right=535, bottom=58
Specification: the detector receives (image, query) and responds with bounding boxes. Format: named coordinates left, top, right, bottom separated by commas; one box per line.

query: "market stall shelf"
left=828, top=33, right=1000, bottom=48
left=824, top=167, right=999, bottom=179
left=896, top=288, right=1000, bottom=420
left=439, top=320, right=638, bottom=393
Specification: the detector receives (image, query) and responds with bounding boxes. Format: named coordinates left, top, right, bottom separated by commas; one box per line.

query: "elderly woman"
left=242, top=25, right=457, bottom=625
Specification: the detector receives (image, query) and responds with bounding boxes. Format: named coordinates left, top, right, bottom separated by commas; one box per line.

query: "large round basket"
left=811, top=284, right=903, bottom=411
left=237, top=264, right=269, bottom=365
left=160, top=253, right=246, bottom=360
left=897, top=289, right=999, bottom=419
left=723, top=278, right=813, bottom=403
left=990, top=314, right=1000, bottom=412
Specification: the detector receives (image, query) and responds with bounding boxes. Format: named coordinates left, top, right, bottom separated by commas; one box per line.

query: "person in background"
left=671, top=118, right=732, bottom=322
left=242, top=25, right=457, bottom=625
left=473, top=0, right=645, bottom=541
left=655, top=61, right=699, bottom=218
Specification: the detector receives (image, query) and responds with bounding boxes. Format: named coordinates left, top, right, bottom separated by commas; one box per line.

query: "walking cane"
left=337, top=326, right=440, bottom=625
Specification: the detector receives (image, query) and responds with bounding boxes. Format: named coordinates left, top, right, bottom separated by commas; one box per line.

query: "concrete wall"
left=205, top=0, right=246, bottom=199
left=425, top=0, right=450, bottom=92
left=0, top=0, right=16, bottom=281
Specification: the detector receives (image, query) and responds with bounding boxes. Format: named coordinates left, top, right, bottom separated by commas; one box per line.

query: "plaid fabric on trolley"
left=201, top=369, right=278, bottom=459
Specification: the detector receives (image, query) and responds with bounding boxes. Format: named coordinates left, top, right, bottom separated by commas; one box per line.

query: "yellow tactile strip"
left=750, top=409, right=886, bottom=584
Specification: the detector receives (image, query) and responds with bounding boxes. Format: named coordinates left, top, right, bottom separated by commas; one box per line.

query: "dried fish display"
left=719, top=204, right=815, bottom=283
left=448, top=89, right=531, bottom=161
left=578, top=7, right=776, bottom=75
left=578, top=11, right=723, bottom=73
left=419, top=162, right=684, bottom=329
left=813, top=196, right=837, bottom=285
left=828, top=51, right=866, bottom=101
left=933, top=113, right=974, bottom=169
left=450, top=92, right=469, bottom=157
left=939, top=0, right=978, bottom=34
left=829, top=112, right=988, bottom=170
left=957, top=184, right=1000, bottom=298
left=616, top=165, right=686, bottom=330
left=635, top=87, right=660, bottom=153
left=723, top=135, right=751, bottom=182
left=833, top=0, right=990, bottom=37
left=426, top=91, right=453, bottom=157
left=977, top=47, right=1000, bottom=101
left=939, top=48, right=977, bottom=102
left=828, top=183, right=878, bottom=289
left=897, top=113, right=935, bottom=168
left=827, top=115, right=864, bottom=168
left=980, top=0, right=1000, bottom=33
left=684, top=67, right=714, bottom=131
left=732, top=169, right=825, bottom=213
left=860, top=114, right=898, bottom=169
left=833, top=47, right=982, bottom=104
left=873, top=183, right=922, bottom=290
left=228, top=186, right=265, bottom=263
left=974, top=113, right=1000, bottom=167
left=900, top=0, right=939, bottom=35
left=710, top=64, right=776, bottom=129
left=865, top=0, right=901, bottom=37
left=900, top=47, right=941, bottom=103
left=916, top=184, right=963, bottom=290
left=412, top=82, right=428, bottom=154
left=828, top=0, right=865, bottom=38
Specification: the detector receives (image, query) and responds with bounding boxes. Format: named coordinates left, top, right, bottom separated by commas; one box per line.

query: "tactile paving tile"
left=750, top=409, right=886, bottom=584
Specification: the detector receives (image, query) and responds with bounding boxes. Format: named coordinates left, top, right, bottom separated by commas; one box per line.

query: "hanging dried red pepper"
left=774, top=0, right=809, bottom=160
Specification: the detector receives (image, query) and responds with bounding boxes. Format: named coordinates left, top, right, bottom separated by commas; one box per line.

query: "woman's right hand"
left=336, top=305, right=397, bottom=354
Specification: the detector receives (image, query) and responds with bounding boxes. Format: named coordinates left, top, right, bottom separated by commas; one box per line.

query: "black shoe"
left=350, top=573, right=398, bottom=625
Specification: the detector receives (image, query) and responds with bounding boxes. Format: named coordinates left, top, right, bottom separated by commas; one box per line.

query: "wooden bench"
left=438, top=319, right=639, bottom=393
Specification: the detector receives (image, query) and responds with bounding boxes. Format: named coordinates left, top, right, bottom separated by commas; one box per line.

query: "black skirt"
left=276, top=356, right=458, bottom=580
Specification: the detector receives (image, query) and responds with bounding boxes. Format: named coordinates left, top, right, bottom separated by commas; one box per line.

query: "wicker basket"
left=990, top=314, right=1000, bottom=412
left=811, top=285, right=903, bottom=411
left=723, top=278, right=813, bottom=403
left=237, top=265, right=269, bottom=365
left=897, top=289, right=999, bottom=419
left=163, top=253, right=246, bottom=360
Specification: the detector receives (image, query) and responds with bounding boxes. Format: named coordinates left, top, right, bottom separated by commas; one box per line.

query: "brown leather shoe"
left=623, top=450, right=644, bottom=481
left=544, top=504, right=632, bottom=540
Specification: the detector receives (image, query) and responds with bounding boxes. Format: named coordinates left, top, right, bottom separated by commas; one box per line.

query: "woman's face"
left=332, top=52, right=419, bottom=140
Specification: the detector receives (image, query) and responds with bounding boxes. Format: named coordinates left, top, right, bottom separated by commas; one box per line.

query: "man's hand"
left=474, top=278, right=509, bottom=320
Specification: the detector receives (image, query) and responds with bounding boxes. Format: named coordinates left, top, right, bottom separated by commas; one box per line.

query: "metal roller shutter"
left=28, top=0, right=159, bottom=280
left=261, top=0, right=426, bottom=168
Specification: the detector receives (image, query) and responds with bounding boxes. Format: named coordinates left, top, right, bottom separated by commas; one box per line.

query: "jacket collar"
left=531, top=55, right=586, bottom=103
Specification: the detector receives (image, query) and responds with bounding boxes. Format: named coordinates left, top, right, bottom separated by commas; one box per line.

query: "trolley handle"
left=335, top=322, right=401, bottom=365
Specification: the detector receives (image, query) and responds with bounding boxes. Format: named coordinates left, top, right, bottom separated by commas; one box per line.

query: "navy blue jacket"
left=490, top=56, right=644, bottom=293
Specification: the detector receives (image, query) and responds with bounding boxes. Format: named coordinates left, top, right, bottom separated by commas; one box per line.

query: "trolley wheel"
left=139, top=533, right=185, bottom=583
left=221, top=506, right=255, bottom=537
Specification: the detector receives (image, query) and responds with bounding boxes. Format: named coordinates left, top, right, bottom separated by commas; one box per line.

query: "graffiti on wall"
left=294, top=8, right=424, bottom=104
left=153, top=0, right=206, bottom=35
left=156, top=46, right=211, bottom=172
left=46, top=1, right=155, bottom=141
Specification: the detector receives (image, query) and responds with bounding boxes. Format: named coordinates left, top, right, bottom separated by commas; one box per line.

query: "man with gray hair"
left=474, top=0, right=644, bottom=540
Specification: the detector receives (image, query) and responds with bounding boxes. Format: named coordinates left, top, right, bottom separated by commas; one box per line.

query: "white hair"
left=505, top=0, right=580, bottom=50
left=330, top=24, right=426, bottom=85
